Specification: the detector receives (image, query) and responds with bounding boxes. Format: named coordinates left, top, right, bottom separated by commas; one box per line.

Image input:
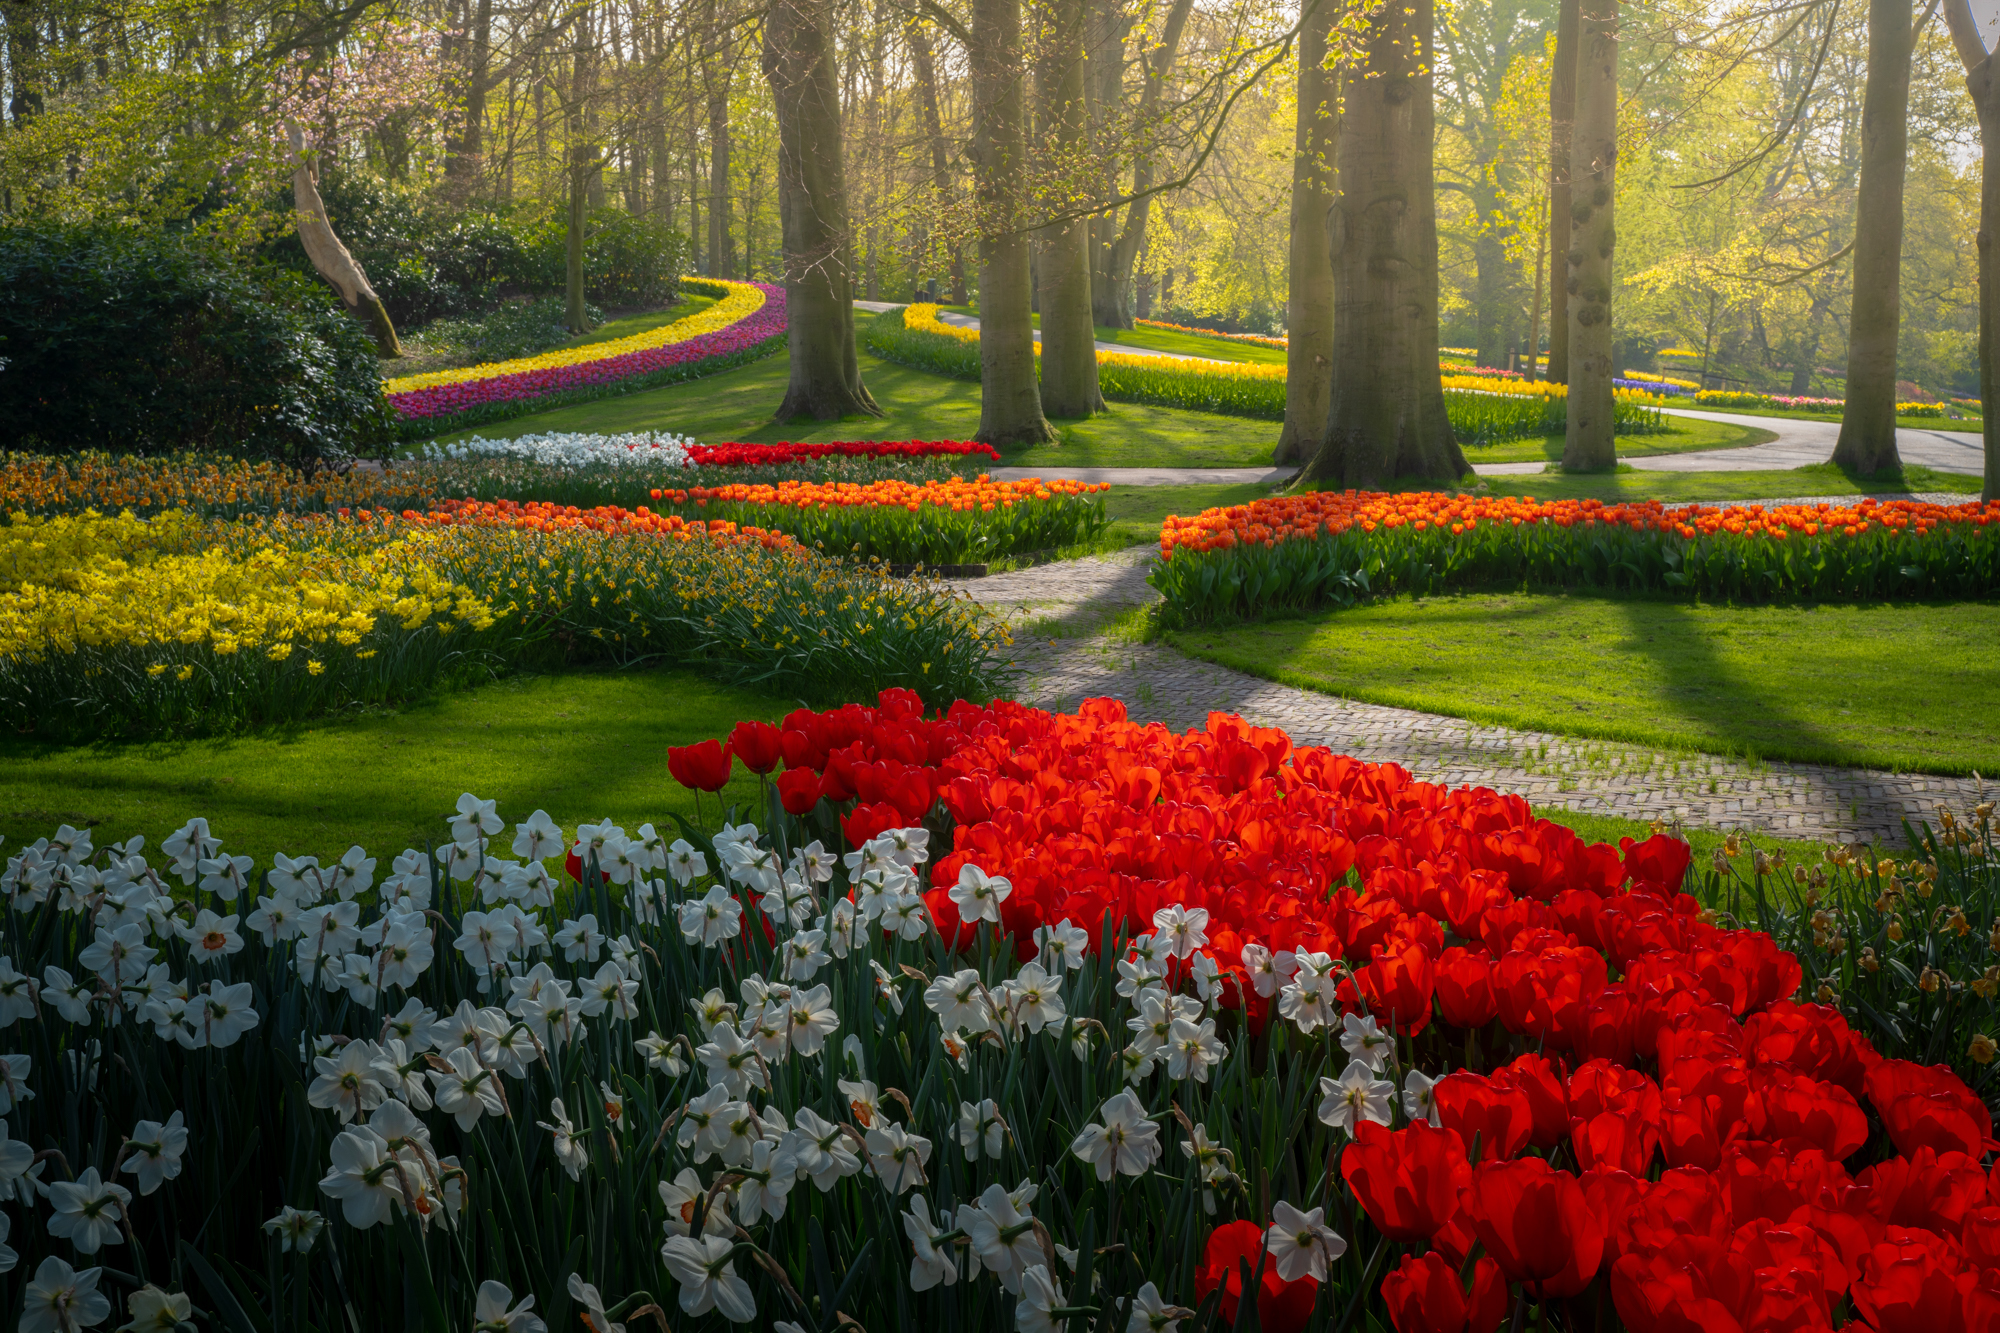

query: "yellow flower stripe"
left=906, top=307, right=1660, bottom=402
left=383, top=279, right=768, bottom=394
left=0, top=512, right=494, bottom=663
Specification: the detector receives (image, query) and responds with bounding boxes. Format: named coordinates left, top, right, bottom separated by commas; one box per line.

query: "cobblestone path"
left=949, top=549, right=1986, bottom=844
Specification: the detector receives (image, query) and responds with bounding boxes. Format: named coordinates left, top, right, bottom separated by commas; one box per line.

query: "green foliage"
left=0, top=222, right=396, bottom=463
left=659, top=490, right=1112, bottom=565
left=402, top=296, right=607, bottom=366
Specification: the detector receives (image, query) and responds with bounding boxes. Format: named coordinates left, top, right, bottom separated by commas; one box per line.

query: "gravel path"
left=950, top=549, right=1984, bottom=843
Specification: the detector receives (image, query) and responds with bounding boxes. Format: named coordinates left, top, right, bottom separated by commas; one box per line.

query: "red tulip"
left=775, top=767, right=824, bottom=816
left=1381, top=1252, right=1506, bottom=1333
left=1851, top=1231, right=1971, bottom=1333
left=1340, top=1120, right=1470, bottom=1242
left=1495, top=1053, right=1568, bottom=1149
left=667, top=738, right=734, bottom=792
left=1435, top=947, right=1498, bottom=1028
left=839, top=800, right=903, bottom=850
left=1196, top=1220, right=1319, bottom=1333
left=727, top=720, right=784, bottom=774
left=1464, top=1157, right=1606, bottom=1299
left=1435, top=1071, right=1533, bottom=1164
left=1867, top=1061, right=1997, bottom=1160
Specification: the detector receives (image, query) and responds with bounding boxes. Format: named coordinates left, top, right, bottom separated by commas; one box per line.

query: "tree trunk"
left=1561, top=0, right=1616, bottom=471
left=1275, top=17, right=1337, bottom=466
left=1524, top=200, right=1546, bottom=382
left=1546, top=0, right=1578, bottom=384
left=1097, top=0, right=1195, bottom=329
left=707, top=86, right=733, bottom=278
left=1084, top=0, right=1132, bottom=327
left=1831, top=0, right=1912, bottom=475
left=446, top=0, right=494, bottom=190
left=566, top=8, right=596, bottom=334
left=1036, top=0, right=1104, bottom=418
left=762, top=0, right=881, bottom=419
left=1980, top=63, right=2000, bottom=503
left=285, top=123, right=400, bottom=357
left=904, top=18, right=970, bottom=304
left=1472, top=191, right=1510, bottom=370
left=1299, top=0, right=1465, bottom=486
left=971, top=0, right=1057, bottom=445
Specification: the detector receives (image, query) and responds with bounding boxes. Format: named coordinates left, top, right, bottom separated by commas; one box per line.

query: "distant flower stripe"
left=385, top=280, right=786, bottom=422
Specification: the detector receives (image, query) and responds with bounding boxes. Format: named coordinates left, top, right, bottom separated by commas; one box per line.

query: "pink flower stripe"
left=387, top=282, right=787, bottom=421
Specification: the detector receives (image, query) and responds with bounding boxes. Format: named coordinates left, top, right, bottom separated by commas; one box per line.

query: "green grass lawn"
left=0, top=668, right=789, bottom=864
left=563, top=292, right=716, bottom=348
left=1459, top=415, right=1773, bottom=465
left=1163, top=593, right=2000, bottom=775
left=436, top=333, right=1285, bottom=468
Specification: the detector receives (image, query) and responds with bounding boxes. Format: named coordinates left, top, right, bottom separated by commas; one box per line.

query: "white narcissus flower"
left=776, top=1108, right=862, bottom=1192
left=1339, top=1012, right=1393, bottom=1072
left=21, top=1256, right=111, bottom=1333
left=79, top=924, right=154, bottom=986
left=957, top=1098, right=1006, bottom=1161
left=1031, top=918, right=1089, bottom=972
left=782, top=929, right=829, bottom=982
left=430, top=1046, right=505, bottom=1130
left=665, top=840, right=708, bottom=887
left=567, top=1274, right=625, bottom=1333
left=785, top=985, right=840, bottom=1056
left=1017, top=1264, right=1066, bottom=1333
left=46, top=1167, right=132, bottom=1254
left=1151, top=904, right=1210, bottom=960
left=117, top=1284, right=191, bottom=1332
left=581, top=962, right=639, bottom=1022
left=679, top=886, right=743, bottom=948
left=43, top=968, right=93, bottom=1025
left=262, top=1206, right=325, bottom=1253
left=958, top=1181, right=1041, bottom=1291
left=330, top=846, right=376, bottom=900
left=454, top=912, right=518, bottom=973
left=1317, top=1058, right=1395, bottom=1134
left=1404, top=1068, right=1441, bottom=1126
left=119, top=1111, right=188, bottom=1195
left=1265, top=1200, right=1347, bottom=1282
left=695, top=1023, right=765, bottom=1098
left=1127, top=1281, right=1187, bottom=1333
left=0, top=1207, right=13, bottom=1273
left=634, top=1031, right=686, bottom=1076
left=660, top=1234, right=757, bottom=1323
left=176, top=909, right=243, bottom=965
left=863, top=1123, right=932, bottom=1194
left=1071, top=1089, right=1163, bottom=1181
left=903, top=1194, right=959, bottom=1290
left=1005, top=963, right=1066, bottom=1034
left=658, top=1167, right=733, bottom=1237
left=538, top=1098, right=588, bottom=1182
left=185, top=981, right=259, bottom=1049
left=318, top=1126, right=408, bottom=1228
left=472, top=1280, right=547, bottom=1333
left=947, top=864, right=1011, bottom=925
left=734, top=1139, right=793, bottom=1225
left=554, top=914, right=605, bottom=964
left=923, top=969, right=992, bottom=1035
left=451, top=793, right=504, bottom=846
left=308, top=1043, right=388, bottom=1124
left=196, top=852, right=255, bottom=902
left=512, top=810, right=564, bottom=863
left=1166, top=1016, right=1227, bottom=1083
left=0, top=957, right=37, bottom=1026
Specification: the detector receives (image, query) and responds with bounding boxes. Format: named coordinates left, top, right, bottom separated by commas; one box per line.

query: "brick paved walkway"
left=950, top=549, right=1986, bottom=844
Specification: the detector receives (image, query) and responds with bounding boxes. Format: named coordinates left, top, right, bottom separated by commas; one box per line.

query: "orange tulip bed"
left=645, top=475, right=1113, bottom=564
left=1151, top=490, right=2000, bottom=623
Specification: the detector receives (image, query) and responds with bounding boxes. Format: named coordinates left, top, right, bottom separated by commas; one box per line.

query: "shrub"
left=0, top=223, right=396, bottom=464
left=401, top=296, right=605, bottom=366
left=512, top=203, right=691, bottom=309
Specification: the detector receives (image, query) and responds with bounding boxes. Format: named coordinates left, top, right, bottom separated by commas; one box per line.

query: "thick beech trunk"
left=286, top=123, right=401, bottom=357
left=1546, top=0, right=1578, bottom=384
left=1831, top=0, right=1912, bottom=475
left=1300, top=0, right=1465, bottom=486
left=1035, top=0, right=1104, bottom=418
left=971, top=0, right=1056, bottom=445
left=1274, top=18, right=1337, bottom=466
left=1561, top=0, right=1616, bottom=470
left=1944, top=0, right=2000, bottom=501
left=762, top=0, right=880, bottom=419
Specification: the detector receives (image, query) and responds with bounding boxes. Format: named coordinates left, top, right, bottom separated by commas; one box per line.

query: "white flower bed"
left=418, top=431, right=698, bottom=469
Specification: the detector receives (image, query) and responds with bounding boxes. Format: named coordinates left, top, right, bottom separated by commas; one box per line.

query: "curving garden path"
left=947, top=548, right=1986, bottom=845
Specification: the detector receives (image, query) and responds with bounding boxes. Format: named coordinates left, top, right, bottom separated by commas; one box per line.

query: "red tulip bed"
left=639, top=693, right=2000, bottom=1333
